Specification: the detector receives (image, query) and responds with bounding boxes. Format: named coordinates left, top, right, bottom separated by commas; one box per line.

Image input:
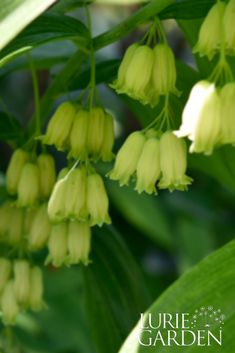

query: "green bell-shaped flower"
left=29, top=267, right=44, bottom=311
left=220, top=83, right=235, bottom=145
left=13, top=260, right=31, bottom=305
left=1, top=280, right=19, bottom=325
left=6, top=149, right=29, bottom=195
left=193, top=1, right=225, bottom=59
left=37, top=154, right=56, bottom=199
left=158, top=131, right=193, bottom=191
left=108, top=131, right=145, bottom=186
left=87, top=173, right=111, bottom=227
left=67, top=221, right=91, bottom=265
left=69, top=109, right=89, bottom=160
left=29, top=204, right=51, bottom=250
left=17, top=163, right=40, bottom=207
left=47, top=222, right=68, bottom=267
left=135, top=137, right=161, bottom=195
left=43, top=102, right=76, bottom=150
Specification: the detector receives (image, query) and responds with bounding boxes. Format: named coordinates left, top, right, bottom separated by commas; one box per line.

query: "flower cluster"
left=194, top=0, right=235, bottom=59
left=111, top=43, right=179, bottom=107
left=6, top=149, right=56, bottom=206
left=0, top=258, right=44, bottom=325
left=43, top=103, right=114, bottom=162
left=46, top=221, right=91, bottom=267
left=176, top=81, right=235, bottom=155
left=109, top=130, right=192, bottom=193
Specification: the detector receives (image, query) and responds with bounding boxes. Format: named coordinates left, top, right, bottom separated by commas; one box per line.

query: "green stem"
left=28, top=53, right=41, bottom=135
left=27, top=0, right=174, bottom=133
left=86, top=6, right=96, bottom=109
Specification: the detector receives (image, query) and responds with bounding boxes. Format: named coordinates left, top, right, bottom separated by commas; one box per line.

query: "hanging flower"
left=6, top=149, right=29, bottom=195
left=175, top=81, right=221, bottom=155
left=37, top=154, right=56, bottom=199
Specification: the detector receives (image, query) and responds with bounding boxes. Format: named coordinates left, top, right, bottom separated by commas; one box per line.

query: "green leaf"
left=0, top=14, right=89, bottom=67
left=160, top=0, right=214, bottom=20
left=0, top=0, right=58, bottom=51
left=51, top=0, right=93, bottom=13
left=120, top=239, right=235, bottom=352
left=106, top=181, right=173, bottom=249
left=83, top=226, right=151, bottom=353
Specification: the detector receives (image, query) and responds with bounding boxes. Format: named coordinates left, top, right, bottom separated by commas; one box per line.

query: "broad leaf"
left=83, top=226, right=151, bottom=353
left=0, top=0, right=58, bottom=51
left=0, top=14, right=89, bottom=67
left=0, top=112, right=23, bottom=142
left=160, top=0, right=214, bottom=20
left=120, top=239, right=235, bottom=352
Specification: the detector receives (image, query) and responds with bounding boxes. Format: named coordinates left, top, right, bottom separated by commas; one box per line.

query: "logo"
left=138, top=306, right=225, bottom=347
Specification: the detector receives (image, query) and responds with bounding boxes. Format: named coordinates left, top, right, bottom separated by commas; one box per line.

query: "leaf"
left=0, top=112, right=23, bottom=142
left=160, top=0, right=214, bottom=20
left=83, top=226, right=151, bottom=353
left=120, top=239, right=235, bottom=352
left=51, top=0, right=93, bottom=13
left=106, top=181, right=173, bottom=249
left=0, top=14, right=89, bottom=67
left=189, top=146, right=235, bottom=193
left=0, top=0, right=58, bottom=51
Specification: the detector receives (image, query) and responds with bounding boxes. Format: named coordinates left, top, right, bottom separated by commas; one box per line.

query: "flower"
left=224, top=0, right=235, bottom=52
left=219, top=83, right=235, bottom=145
left=69, top=109, right=89, bottom=160
left=29, top=204, right=51, bottom=250
left=67, top=221, right=91, bottom=265
left=108, top=131, right=146, bottom=186
left=112, top=45, right=154, bottom=105
left=111, top=43, right=138, bottom=90
left=64, top=168, right=87, bottom=221
left=87, top=107, right=105, bottom=159
left=43, top=102, right=76, bottom=150
left=13, top=260, right=31, bottom=305
left=47, top=222, right=68, bottom=267
left=7, top=206, right=24, bottom=245
left=135, top=137, right=161, bottom=194
left=17, top=163, right=40, bottom=207
left=37, top=154, right=56, bottom=199
left=100, top=113, right=115, bottom=162
left=48, top=175, right=67, bottom=222
left=151, top=44, right=179, bottom=99
left=29, top=267, right=44, bottom=311
left=87, top=173, right=111, bottom=227
left=1, top=280, right=19, bottom=325
left=0, top=258, right=12, bottom=293
left=158, top=131, right=193, bottom=191
left=193, top=1, right=226, bottom=59
left=6, top=149, right=29, bottom=195
left=175, top=81, right=221, bottom=155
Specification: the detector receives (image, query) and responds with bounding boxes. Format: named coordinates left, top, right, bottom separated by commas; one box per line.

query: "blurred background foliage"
left=0, top=0, right=235, bottom=352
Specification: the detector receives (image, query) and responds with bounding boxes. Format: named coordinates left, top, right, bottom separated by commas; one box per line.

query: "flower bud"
left=193, top=1, right=225, bottom=59
left=175, top=81, right=221, bottom=155
left=47, top=222, right=68, bottom=267
left=135, top=138, right=161, bottom=195
left=87, top=174, right=111, bottom=227
left=43, top=102, right=76, bottom=150
left=111, top=43, right=138, bottom=90
left=7, top=206, right=24, bottom=245
left=69, top=109, right=89, bottom=160
left=159, top=131, right=193, bottom=191
left=48, top=177, right=67, bottom=222
left=0, top=202, right=12, bottom=237
left=64, top=168, right=87, bottom=221
left=108, top=131, right=145, bottom=186
left=220, top=83, right=235, bottom=144
left=100, top=113, right=115, bottom=162
left=13, top=260, right=30, bottom=305
left=29, top=267, right=44, bottom=311
left=67, top=221, right=91, bottom=265
left=37, top=154, right=56, bottom=199
left=87, top=107, right=105, bottom=158
left=224, top=0, right=235, bottom=52
left=152, top=44, right=179, bottom=97
left=17, top=163, right=40, bottom=207
left=0, top=258, right=12, bottom=293
left=118, top=45, right=154, bottom=105
left=6, top=149, right=29, bottom=195
left=1, top=280, right=19, bottom=325
left=29, top=204, right=51, bottom=250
